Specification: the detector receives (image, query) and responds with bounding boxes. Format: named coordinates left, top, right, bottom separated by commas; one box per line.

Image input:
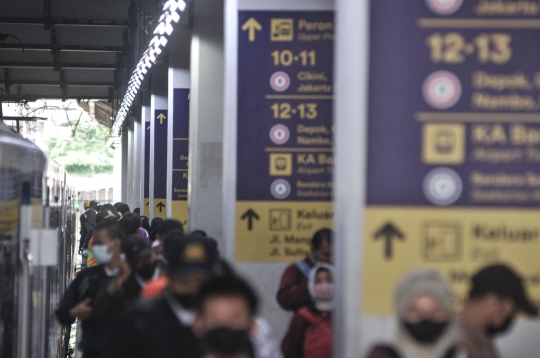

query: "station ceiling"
left=0, top=0, right=138, bottom=105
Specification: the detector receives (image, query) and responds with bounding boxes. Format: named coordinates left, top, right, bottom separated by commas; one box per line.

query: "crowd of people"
left=58, top=201, right=537, bottom=358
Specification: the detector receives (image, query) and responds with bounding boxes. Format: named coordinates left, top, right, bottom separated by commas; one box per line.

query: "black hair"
left=311, top=228, right=333, bottom=249
left=118, top=212, right=141, bottom=236
left=156, top=219, right=184, bottom=237
left=116, top=203, right=131, bottom=215
left=134, top=208, right=141, bottom=215
left=202, top=328, right=255, bottom=358
left=95, top=220, right=124, bottom=241
left=190, top=229, right=207, bottom=237
left=314, top=266, right=332, bottom=281
left=100, top=203, right=115, bottom=212
left=140, top=216, right=150, bottom=231
left=197, top=275, right=259, bottom=316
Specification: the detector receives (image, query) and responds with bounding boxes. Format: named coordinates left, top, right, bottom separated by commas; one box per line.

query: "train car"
left=0, top=120, right=77, bottom=358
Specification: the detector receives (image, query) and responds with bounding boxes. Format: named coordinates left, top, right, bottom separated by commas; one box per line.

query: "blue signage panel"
left=363, top=0, right=540, bottom=315
left=237, top=11, right=334, bottom=202
left=368, top=1, right=540, bottom=208
left=144, top=121, right=150, bottom=200
left=173, top=89, right=190, bottom=201
left=235, top=11, right=335, bottom=263
left=154, top=110, right=168, bottom=202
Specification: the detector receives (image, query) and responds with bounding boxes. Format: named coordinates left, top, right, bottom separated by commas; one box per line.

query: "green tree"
left=44, top=121, right=114, bottom=177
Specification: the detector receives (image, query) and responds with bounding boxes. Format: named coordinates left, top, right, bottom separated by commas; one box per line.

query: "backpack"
left=298, top=307, right=332, bottom=358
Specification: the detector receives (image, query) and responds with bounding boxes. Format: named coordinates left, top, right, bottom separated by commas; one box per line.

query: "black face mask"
left=135, top=261, right=157, bottom=281
left=174, top=294, right=198, bottom=309
left=486, top=315, right=514, bottom=337
left=403, top=319, right=449, bottom=344
left=202, top=327, right=252, bottom=356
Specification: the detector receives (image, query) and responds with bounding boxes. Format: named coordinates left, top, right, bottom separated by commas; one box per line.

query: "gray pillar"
left=121, top=123, right=129, bottom=204
left=188, top=0, right=224, bottom=240
left=334, top=0, right=369, bottom=356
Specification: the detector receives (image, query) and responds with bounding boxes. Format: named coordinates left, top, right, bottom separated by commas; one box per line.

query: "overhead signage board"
left=235, top=11, right=334, bottom=262
left=144, top=120, right=150, bottom=217
left=365, top=0, right=540, bottom=315
left=153, top=110, right=168, bottom=219
left=172, top=89, right=190, bottom=228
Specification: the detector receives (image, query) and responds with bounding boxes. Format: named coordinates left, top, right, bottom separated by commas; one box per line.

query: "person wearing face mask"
left=456, top=264, right=538, bottom=358
left=90, top=237, right=158, bottom=325
left=55, top=221, right=124, bottom=358
left=281, top=264, right=334, bottom=358
left=193, top=274, right=282, bottom=358
left=366, top=269, right=466, bottom=358
left=277, top=229, right=333, bottom=312
left=202, top=328, right=255, bottom=358
left=102, top=236, right=215, bottom=358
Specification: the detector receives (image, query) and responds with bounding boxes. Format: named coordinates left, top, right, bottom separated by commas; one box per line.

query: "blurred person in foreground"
left=456, top=264, right=538, bottom=358
left=366, top=268, right=466, bottom=358
left=56, top=221, right=124, bottom=358
left=281, top=264, right=334, bottom=358
left=202, top=328, right=255, bottom=358
left=277, top=229, right=333, bottom=312
left=103, top=236, right=215, bottom=358
left=91, top=237, right=159, bottom=325
left=193, top=275, right=282, bottom=358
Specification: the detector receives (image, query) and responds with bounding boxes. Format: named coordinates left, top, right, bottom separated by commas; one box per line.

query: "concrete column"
left=133, top=116, right=142, bottom=212
left=126, top=115, right=135, bottom=210
left=333, top=0, right=369, bottom=356
left=188, top=0, right=224, bottom=240
left=223, top=0, right=335, bottom=343
left=121, top=123, right=129, bottom=204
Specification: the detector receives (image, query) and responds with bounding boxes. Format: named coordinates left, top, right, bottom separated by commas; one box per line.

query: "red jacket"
left=281, top=305, right=332, bottom=358
left=276, top=257, right=315, bottom=311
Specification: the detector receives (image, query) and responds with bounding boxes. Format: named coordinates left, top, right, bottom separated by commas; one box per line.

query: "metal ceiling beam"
left=0, top=17, right=130, bottom=27
left=0, top=80, right=114, bottom=87
left=0, top=43, right=125, bottom=52
left=0, top=95, right=111, bottom=102
left=0, top=62, right=121, bottom=70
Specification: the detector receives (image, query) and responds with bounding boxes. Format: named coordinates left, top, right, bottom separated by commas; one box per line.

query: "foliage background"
left=44, top=121, right=114, bottom=177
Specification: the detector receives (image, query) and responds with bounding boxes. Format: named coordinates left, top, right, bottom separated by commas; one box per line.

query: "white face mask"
left=92, top=244, right=113, bottom=264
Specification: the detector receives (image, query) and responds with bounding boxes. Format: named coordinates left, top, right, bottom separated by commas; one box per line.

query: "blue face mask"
left=92, top=244, right=113, bottom=264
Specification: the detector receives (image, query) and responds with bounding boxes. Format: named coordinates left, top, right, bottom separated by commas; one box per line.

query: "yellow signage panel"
left=153, top=198, right=167, bottom=219
left=235, top=201, right=332, bottom=263
left=144, top=198, right=149, bottom=217
left=363, top=206, right=540, bottom=315
left=171, top=201, right=188, bottom=232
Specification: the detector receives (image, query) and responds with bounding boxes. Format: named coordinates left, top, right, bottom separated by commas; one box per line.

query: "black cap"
left=165, top=237, right=215, bottom=277
left=471, top=264, right=538, bottom=316
left=123, top=237, right=152, bottom=267
left=89, top=200, right=98, bottom=207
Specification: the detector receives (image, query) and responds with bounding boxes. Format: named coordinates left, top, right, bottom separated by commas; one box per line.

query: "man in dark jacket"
left=276, top=229, right=333, bottom=311
left=103, top=236, right=215, bottom=358
left=91, top=237, right=158, bottom=325
left=55, top=221, right=124, bottom=358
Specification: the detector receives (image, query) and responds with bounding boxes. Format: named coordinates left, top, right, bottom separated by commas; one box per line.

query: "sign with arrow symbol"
left=156, top=202, right=165, bottom=213
left=157, top=113, right=167, bottom=124
left=374, top=222, right=404, bottom=260
left=241, top=209, right=259, bottom=231
left=241, top=17, right=262, bottom=42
